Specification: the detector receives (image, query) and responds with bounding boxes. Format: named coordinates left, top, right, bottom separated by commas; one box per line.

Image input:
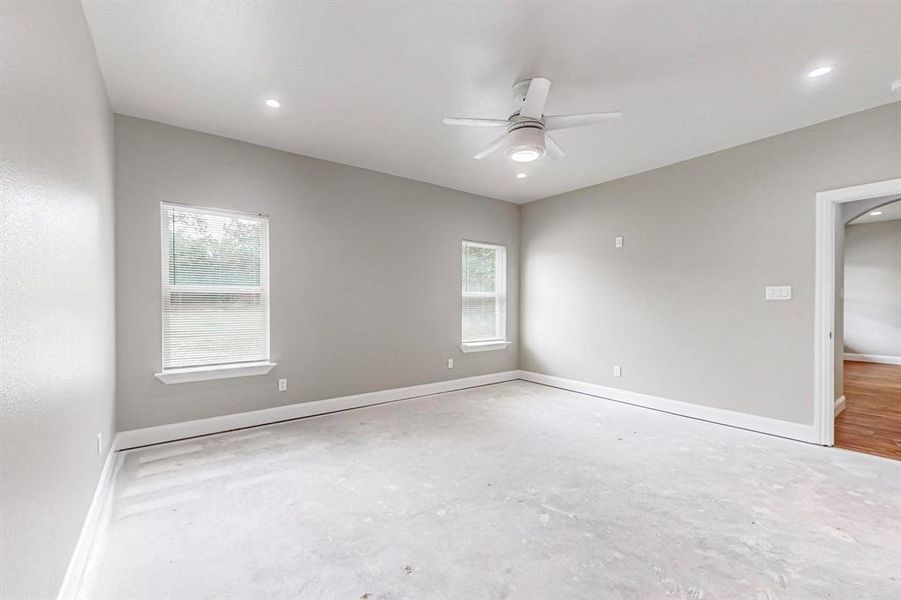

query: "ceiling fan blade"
left=472, top=133, right=507, bottom=160
left=443, top=118, right=509, bottom=127
left=520, top=78, right=551, bottom=119
left=544, top=112, right=622, bottom=131
left=545, top=134, right=565, bottom=159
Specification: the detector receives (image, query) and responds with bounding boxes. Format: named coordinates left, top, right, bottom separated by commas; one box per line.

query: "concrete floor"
left=82, top=381, right=900, bottom=599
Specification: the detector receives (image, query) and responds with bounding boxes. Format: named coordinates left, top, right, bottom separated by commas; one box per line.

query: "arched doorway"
left=835, top=198, right=901, bottom=458
left=813, top=178, right=901, bottom=447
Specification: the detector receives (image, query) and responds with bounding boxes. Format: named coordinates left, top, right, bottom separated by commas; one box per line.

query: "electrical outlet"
left=278, top=378, right=287, bottom=391
left=447, top=358, right=454, bottom=369
left=615, top=236, right=624, bottom=248
left=613, top=365, right=622, bottom=377
left=96, top=433, right=102, bottom=455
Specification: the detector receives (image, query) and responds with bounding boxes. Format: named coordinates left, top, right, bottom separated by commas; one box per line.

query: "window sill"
left=154, top=361, right=276, bottom=384
left=459, top=341, right=512, bottom=353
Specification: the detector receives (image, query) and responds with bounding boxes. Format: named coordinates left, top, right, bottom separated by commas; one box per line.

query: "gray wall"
left=520, top=102, right=901, bottom=425
left=843, top=218, right=901, bottom=358
left=115, top=115, right=519, bottom=431
left=0, top=1, right=116, bottom=598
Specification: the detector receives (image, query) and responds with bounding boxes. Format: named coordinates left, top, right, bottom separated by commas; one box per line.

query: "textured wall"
left=844, top=218, right=901, bottom=358
left=0, top=1, right=116, bottom=597
left=114, top=115, right=519, bottom=431
left=520, top=102, right=901, bottom=425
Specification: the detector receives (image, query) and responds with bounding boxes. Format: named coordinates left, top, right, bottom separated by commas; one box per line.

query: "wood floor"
left=836, top=360, right=901, bottom=460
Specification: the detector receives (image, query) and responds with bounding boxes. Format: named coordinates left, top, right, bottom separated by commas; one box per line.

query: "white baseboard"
left=834, top=395, right=847, bottom=417
left=57, top=368, right=824, bottom=597
left=58, top=370, right=518, bottom=597
left=843, top=353, right=901, bottom=366
left=117, top=371, right=520, bottom=449
left=57, top=435, right=122, bottom=600
left=517, top=370, right=819, bottom=444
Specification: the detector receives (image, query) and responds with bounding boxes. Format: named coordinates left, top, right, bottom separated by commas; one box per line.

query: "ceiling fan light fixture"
left=509, top=149, right=542, bottom=163
left=504, top=127, right=546, bottom=163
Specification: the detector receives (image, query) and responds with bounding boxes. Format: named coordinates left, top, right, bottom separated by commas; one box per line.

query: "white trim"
left=517, top=370, right=818, bottom=444
left=154, top=361, right=276, bottom=384
left=161, top=201, right=269, bottom=220
left=843, top=353, right=901, bottom=366
left=57, top=435, right=122, bottom=600
left=57, top=366, right=833, bottom=598
left=120, top=371, right=519, bottom=449
left=460, top=341, right=512, bottom=353
left=834, top=395, right=846, bottom=417
left=814, top=178, right=901, bottom=446
left=57, top=370, right=519, bottom=595
left=816, top=179, right=901, bottom=204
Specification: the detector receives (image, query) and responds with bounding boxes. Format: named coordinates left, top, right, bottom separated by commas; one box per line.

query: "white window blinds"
left=462, top=240, right=506, bottom=343
left=160, top=203, right=270, bottom=370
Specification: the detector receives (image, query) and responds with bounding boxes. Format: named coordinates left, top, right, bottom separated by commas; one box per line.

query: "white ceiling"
left=849, top=198, right=901, bottom=224
left=81, top=1, right=901, bottom=204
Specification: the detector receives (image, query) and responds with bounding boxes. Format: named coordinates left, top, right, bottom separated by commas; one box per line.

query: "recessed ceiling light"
left=516, top=173, right=527, bottom=179
left=807, top=66, right=833, bottom=78
left=870, top=211, right=883, bottom=216
left=264, top=99, right=281, bottom=108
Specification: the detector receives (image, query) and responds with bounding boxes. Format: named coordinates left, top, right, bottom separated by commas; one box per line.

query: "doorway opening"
left=835, top=198, right=901, bottom=459
left=814, top=178, right=901, bottom=451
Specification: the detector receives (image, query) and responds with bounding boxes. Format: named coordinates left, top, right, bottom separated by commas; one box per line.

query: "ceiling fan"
left=443, top=78, right=621, bottom=163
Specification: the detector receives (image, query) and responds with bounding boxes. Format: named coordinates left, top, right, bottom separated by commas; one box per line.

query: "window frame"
left=155, top=202, right=275, bottom=384
left=460, top=240, right=510, bottom=353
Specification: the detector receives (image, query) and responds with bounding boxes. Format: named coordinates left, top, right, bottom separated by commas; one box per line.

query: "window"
left=156, top=203, right=273, bottom=382
left=461, top=240, right=509, bottom=352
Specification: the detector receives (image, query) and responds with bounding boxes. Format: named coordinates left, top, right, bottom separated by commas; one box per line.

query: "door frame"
left=814, top=178, right=901, bottom=445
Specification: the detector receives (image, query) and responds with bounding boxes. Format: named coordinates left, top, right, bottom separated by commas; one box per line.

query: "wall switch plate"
left=765, top=286, right=792, bottom=300
left=96, top=433, right=102, bottom=455
left=615, top=236, right=624, bottom=248
left=278, top=378, right=287, bottom=391
left=613, top=365, right=622, bottom=377
left=447, top=358, right=454, bottom=369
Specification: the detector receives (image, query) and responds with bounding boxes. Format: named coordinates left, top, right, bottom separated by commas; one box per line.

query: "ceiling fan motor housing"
left=511, top=79, right=533, bottom=107
left=505, top=124, right=546, bottom=162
